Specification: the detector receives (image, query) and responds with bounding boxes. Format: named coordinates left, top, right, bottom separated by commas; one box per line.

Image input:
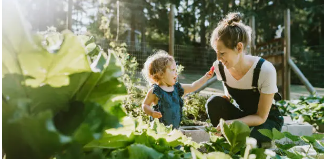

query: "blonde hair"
left=142, top=50, right=175, bottom=85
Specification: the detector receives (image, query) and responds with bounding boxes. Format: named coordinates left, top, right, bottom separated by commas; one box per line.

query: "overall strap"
left=252, top=58, right=265, bottom=88
left=218, top=62, right=226, bottom=82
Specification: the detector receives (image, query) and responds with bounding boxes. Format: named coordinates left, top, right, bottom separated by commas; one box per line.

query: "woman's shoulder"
left=250, top=56, right=275, bottom=71
left=256, top=57, right=277, bottom=80
left=261, top=59, right=276, bottom=72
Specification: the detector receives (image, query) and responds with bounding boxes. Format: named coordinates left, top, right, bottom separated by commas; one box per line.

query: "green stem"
left=243, top=145, right=251, bottom=159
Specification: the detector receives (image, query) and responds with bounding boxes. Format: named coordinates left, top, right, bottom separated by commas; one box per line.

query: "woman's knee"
left=205, top=95, right=228, bottom=112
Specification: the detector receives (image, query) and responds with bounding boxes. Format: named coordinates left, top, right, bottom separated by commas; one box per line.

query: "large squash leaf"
left=2, top=1, right=126, bottom=159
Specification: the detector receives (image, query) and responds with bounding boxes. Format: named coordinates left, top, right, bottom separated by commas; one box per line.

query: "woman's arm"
left=142, top=88, right=162, bottom=118
left=226, top=93, right=274, bottom=126
left=181, top=71, right=213, bottom=94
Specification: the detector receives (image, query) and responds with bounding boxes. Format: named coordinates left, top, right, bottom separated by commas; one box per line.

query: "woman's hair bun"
left=226, top=12, right=242, bottom=25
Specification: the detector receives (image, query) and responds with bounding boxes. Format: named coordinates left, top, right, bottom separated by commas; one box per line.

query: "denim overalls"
left=151, top=82, right=184, bottom=129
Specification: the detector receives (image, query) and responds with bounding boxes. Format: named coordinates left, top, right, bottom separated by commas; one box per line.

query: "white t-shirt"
left=213, top=56, right=278, bottom=96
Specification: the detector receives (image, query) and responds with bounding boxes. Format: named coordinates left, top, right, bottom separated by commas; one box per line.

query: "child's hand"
left=151, top=111, right=162, bottom=118
left=209, top=66, right=215, bottom=75
left=205, top=71, right=214, bottom=79
left=205, top=66, right=214, bottom=79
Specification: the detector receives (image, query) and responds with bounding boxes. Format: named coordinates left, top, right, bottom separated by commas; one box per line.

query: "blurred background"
left=17, top=0, right=324, bottom=88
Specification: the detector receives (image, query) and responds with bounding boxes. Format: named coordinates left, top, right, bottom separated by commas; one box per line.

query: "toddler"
left=142, top=50, right=214, bottom=129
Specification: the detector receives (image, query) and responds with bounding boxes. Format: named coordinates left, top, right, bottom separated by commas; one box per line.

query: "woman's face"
left=215, top=40, right=241, bottom=69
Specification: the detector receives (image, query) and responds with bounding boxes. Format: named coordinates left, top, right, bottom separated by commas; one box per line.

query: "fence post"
left=169, top=4, right=175, bottom=56
left=66, top=0, right=72, bottom=30
left=283, top=9, right=291, bottom=100
left=249, top=0, right=255, bottom=55
left=250, top=15, right=255, bottom=55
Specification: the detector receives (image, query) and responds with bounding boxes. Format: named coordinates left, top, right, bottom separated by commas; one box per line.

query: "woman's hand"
left=151, top=111, right=162, bottom=118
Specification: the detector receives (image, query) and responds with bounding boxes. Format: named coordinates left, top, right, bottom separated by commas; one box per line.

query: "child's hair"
left=142, top=50, right=175, bottom=85
left=210, top=12, right=252, bottom=52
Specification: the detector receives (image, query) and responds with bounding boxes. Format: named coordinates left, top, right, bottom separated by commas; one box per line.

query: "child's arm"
left=181, top=71, right=214, bottom=94
left=142, top=88, right=162, bottom=118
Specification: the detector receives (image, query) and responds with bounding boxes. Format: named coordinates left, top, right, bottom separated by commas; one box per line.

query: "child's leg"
left=205, top=95, right=246, bottom=127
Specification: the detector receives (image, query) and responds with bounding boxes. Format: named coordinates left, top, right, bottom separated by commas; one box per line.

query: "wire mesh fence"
left=17, top=0, right=324, bottom=88
left=106, top=41, right=324, bottom=88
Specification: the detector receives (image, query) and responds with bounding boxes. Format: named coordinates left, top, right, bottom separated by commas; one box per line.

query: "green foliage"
left=276, top=95, right=324, bottom=132
left=220, top=119, right=251, bottom=155
left=258, top=128, right=285, bottom=140
left=109, top=42, right=149, bottom=121
left=190, top=147, right=232, bottom=159
left=2, top=1, right=126, bottom=158
left=202, top=119, right=251, bottom=157
left=182, top=93, right=210, bottom=126
left=258, top=128, right=324, bottom=158
left=85, top=117, right=202, bottom=159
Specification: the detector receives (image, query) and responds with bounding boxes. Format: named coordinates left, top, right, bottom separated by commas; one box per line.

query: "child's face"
left=161, top=61, right=177, bottom=87
left=216, top=40, right=241, bottom=69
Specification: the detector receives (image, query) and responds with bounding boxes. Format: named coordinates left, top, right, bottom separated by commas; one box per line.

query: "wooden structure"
left=255, top=38, right=285, bottom=97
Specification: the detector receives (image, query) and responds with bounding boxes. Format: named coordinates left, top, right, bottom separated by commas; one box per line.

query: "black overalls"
left=205, top=58, right=284, bottom=146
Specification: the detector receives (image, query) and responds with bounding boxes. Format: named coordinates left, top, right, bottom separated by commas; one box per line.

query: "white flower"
left=249, top=154, right=256, bottom=159
left=264, top=149, right=276, bottom=157
left=246, top=137, right=257, bottom=148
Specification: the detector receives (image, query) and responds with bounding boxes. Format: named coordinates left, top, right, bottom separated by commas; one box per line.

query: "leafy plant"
left=182, top=93, right=210, bottom=126
left=202, top=119, right=252, bottom=158
left=259, top=128, right=324, bottom=158
left=85, top=117, right=201, bottom=158
left=220, top=119, right=251, bottom=156
left=109, top=42, right=149, bottom=121
left=2, top=1, right=126, bottom=158
left=276, top=95, right=324, bottom=132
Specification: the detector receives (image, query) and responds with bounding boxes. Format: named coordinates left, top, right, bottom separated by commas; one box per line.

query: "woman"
left=206, top=12, right=284, bottom=146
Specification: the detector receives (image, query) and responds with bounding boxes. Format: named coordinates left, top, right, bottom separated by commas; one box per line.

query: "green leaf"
left=220, top=119, right=250, bottom=155
left=312, top=133, right=324, bottom=140
left=206, top=152, right=232, bottom=159
left=3, top=105, right=70, bottom=159
left=90, top=51, right=107, bottom=72
left=3, top=1, right=127, bottom=159
left=275, top=143, right=296, bottom=150
left=128, top=144, right=164, bottom=159
left=109, top=148, right=129, bottom=159
left=151, top=118, right=173, bottom=134
left=84, top=133, right=134, bottom=149
left=272, top=128, right=285, bottom=140
left=77, top=35, right=95, bottom=47
left=284, top=150, right=304, bottom=159
left=55, top=144, right=106, bottom=159
left=283, top=132, right=300, bottom=141
left=250, top=148, right=267, bottom=159
left=312, top=140, right=324, bottom=153
left=300, top=135, right=316, bottom=144
left=258, top=129, right=273, bottom=140
left=190, top=147, right=206, bottom=159
left=76, top=51, right=126, bottom=107
left=220, top=119, right=233, bottom=145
